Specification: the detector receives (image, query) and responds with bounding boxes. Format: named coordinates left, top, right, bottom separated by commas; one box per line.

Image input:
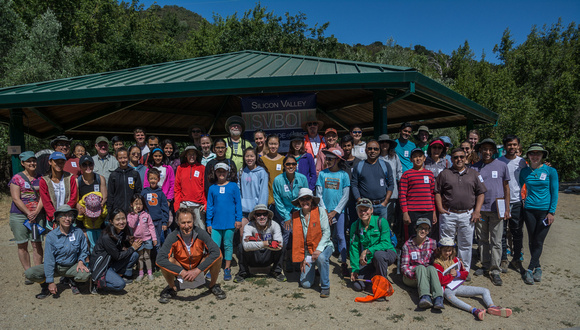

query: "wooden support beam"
left=317, top=107, right=350, bottom=131
left=27, top=107, right=64, bottom=132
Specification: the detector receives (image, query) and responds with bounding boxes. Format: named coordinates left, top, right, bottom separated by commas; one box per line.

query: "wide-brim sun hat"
left=225, top=116, right=246, bottom=132
left=180, top=145, right=202, bottom=163
left=248, top=204, right=274, bottom=221
left=475, top=138, right=497, bottom=152
left=291, top=188, right=320, bottom=207
left=438, top=237, right=456, bottom=247
left=54, top=204, right=79, bottom=219
left=377, top=134, right=397, bottom=150
left=301, top=113, right=324, bottom=131
left=414, top=125, right=433, bottom=139
left=525, top=143, right=549, bottom=159
left=322, top=147, right=345, bottom=161
left=50, top=135, right=73, bottom=149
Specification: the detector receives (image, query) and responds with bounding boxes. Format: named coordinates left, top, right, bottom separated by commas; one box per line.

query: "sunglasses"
left=81, top=163, right=94, bottom=167
left=452, top=155, right=466, bottom=160
left=366, top=147, right=380, bottom=151
left=255, top=212, right=269, bottom=217
left=299, top=196, right=312, bottom=202
left=351, top=130, right=362, bottom=134
left=307, top=122, right=318, bottom=127
left=285, top=162, right=297, bottom=167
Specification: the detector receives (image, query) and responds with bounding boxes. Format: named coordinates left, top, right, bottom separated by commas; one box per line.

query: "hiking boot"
left=341, top=263, right=350, bottom=278
left=69, top=279, right=80, bottom=295
left=209, top=284, right=226, bottom=300
left=233, top=274, right=245, bottom=283
left=500, top=260, right=509, bottom=273
left=35, top=283, right=51, bottom=299
left=269, top=271, right=287, bottom=282
left=320, top=288, right=330, bottom=298
left=488, top=306, right=512, bottom=317
left=159, top=286, right=178, bottom=304
left=491, top=274, right=503, bottom=286
left=123, top=277, right=133, bottom=285
left=474, top=267, right=487, bottom=276
left=135, top=275, right=144, bottom=282
left=465, top=274, right=472, bottom=282
left=532, top=268, right=542, bottom=282
left=523, top=270, right=534, bottom=285
left=433, top=296, right=445, bottom=309
left=223, top=268, right=232, bottom=281
left=24, top=279, right=34, bottom=285
left=418, top=295, right=433, bottom=309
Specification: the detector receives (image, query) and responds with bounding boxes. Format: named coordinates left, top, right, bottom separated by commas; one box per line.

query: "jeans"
left=372, top=203, right=390, bottom=221
left=211, top=228, right=235, bottom=261
left=439, top=210, right=475, bottom=271
left=270, top=203, right=292, bottom=250
left=476, top=211, right=503, bottom=275
left=523, top=208, right=551, bottom=270
left=105, top=251, right=139, bottom=291
left=331, top=213, right=347, bottom=263
left=502, top=202, right=523, bottom=261
left=300, top=245, right=332, bottom=290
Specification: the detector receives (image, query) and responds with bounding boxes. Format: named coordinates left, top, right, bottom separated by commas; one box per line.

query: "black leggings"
left=523, top=208, right=551, bottom=270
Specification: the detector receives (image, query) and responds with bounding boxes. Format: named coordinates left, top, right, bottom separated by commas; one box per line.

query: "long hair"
left=242, top=147, right=269, bottom=176
left=147, top=148, right=167, bottom=168
left=103, top=209, right=133, bottom=246
left=427, top=139, right=448, bottom=159
left=208, top=161, right=238, bottom=184
left=161, top=138, right=180, bottom=163
left=433, top=246, right=457, bottom=270
left=287, top=139, right=305, bottom=156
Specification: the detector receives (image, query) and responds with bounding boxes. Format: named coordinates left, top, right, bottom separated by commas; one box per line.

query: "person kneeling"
left=156, top=208, right=225, bottom=303
left=349, top=198, right=397, bottom=293
left=291, top=188, right=333, bottom=298
left=26, top=205, right=90, bottom=299
left=236, top=204, right=285, bottom=283
left=401, top=218, right=443, bottom=309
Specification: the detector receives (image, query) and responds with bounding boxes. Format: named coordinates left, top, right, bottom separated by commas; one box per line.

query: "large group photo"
left=0, top=0, right=579, bottom=329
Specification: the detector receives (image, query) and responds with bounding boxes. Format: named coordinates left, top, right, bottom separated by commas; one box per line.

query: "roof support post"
left=372, top=90, right=388, bottom=139
left=466, top=118, right=474, bottom=138
left=9, top=108, right=25, bottom=175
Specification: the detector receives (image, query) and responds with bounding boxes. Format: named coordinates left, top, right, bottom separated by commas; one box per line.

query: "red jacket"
left=174, top=163, right=206, bottom=211
left=434, top=257, right=469, bottom=288
left=39, top=172, right=78, bottom=221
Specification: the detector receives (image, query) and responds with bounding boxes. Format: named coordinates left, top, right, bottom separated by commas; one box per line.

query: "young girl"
left=287, top=135, right=316, bottom=191
left=253, top=130, right=266, bottom=157
left=145, top=148, right=175, bottom=202
left=434, top=237, right=512, bottom=321
left=161, top=139, right=180, bottom=173
left=200, top=135, right=216, bottom=166
left=73, top=143, right=87, bottom=159
left=206, top=163, right=242, bottom=281
left=315, top=148, right=350, bottom=277
left=127, top=194, right=157, bottom=281
left=238, top=148, right=269, bottom=232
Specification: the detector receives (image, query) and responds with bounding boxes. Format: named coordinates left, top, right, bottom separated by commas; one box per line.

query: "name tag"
left=71, top=162, right=77, bottom=167
left=404, top=151, right=409, bottom=157
left=147, top=193, right=153, bottom=201
left=423, top=176, right=429, bottom=184
left=276, top=164, right=282, bottom=171
left=380, top=178, right=385, bottom=186
left=128, top=177, right=134, bottom=184
left=540, top=173, right=547, bottom=181
left=219, top=186, right=225, bottom=194
left=69, top=234, right=76, bottom=242
left=411, top=251, right=418, bottom=260
left=24, top=182, right=31, bottom=189
left=94, top=184, right=100, bottom=192
left=478, top=175, right=484, bottom=183
left=284, top=185, right=289, bottom=192
left=492, top=171, right=498, bottom=179
left=194, top=170, right=200, bottom=178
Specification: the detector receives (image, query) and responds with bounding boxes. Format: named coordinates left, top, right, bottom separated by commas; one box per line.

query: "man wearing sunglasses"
left=435, top=148, right=487, bottom=277
left=302, top=114, right=325, bottom=165
left=235, top=204, right=285, bottom=283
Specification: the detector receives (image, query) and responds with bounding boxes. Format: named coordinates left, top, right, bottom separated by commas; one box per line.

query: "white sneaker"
left=135, top=275, right=144, bottom=282
left=148, top=274, right=155, bottom=281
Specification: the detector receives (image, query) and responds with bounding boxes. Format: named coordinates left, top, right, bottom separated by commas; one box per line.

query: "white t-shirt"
left=498, top=155, right=528, bottom=203
left=154, top=166, right=167, bottom=188
left=51, top=179, right=66, bottom=210
left=309, top=135, right=322, bottom=164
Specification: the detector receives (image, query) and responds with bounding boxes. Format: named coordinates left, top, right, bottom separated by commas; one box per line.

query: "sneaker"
left=269, top=271, right=287, bottom=282
left=473, top=308, right=486, bottom=321
left=35, top=284, right=51, bottom=299
left=532, top=268, right=542, bottom=282
left=491, top=274, right=503, bottom=286
left=523, top=270, right=534, bottom=285
left=474, top=268, right=487, bottom=276
left=123, top=277, right=133, bottom=285
left=159, top=286, right=178, bottom=304
left=24, top=279, right=34, bottom=285
left=418, top=295, right=433, bottom=309
left=91, top=285, right=99, bottom=295
left=147, top=274, right=155, bottom=281
left=320, top=288, right=330, bottom=298
left=233, top=274, right=246, bottom=283
left=500, top=260, right=509, bottom=273
left=433, top=296, right=445, bottom=309
left=224, top=268, right=232, bottom=281
left=341, top=263, right=350, bottom=278
left=266, top=240, right=282, bottom=251
left=209, top=284, right=226, bottom=300
left=135, top=275, right=144, bottom=282
left=69, top=280, right=80, bottom=295
left=487, top=306, right=512, bottom=318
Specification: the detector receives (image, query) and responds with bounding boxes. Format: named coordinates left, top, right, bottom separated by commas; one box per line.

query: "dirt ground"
left=0, top=192, right=579, bottom=329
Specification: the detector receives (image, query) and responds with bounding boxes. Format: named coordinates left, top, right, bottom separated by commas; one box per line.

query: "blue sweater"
left=519, top=165, right=559, bottom=213
left=238, top=166, right=269, bottom=214
left=273, top=172, right=309, bottom=222
left=206, top=182, right=242, bottom=229
left=141, top=186, right=169, bottom=224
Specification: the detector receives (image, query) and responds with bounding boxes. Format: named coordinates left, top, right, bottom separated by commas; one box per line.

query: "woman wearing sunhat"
left=519, top=143, right=558, bottom=285
left=414, top=125, right=432, bottom=154
left=291, top=188, right=333, bottom=298
left=39, top=151, right=78, bottom=226
left=9, top=151, right=45, bottom=283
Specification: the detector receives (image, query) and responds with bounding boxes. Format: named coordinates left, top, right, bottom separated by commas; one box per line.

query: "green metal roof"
left=0, top=50, right=498, bottom=140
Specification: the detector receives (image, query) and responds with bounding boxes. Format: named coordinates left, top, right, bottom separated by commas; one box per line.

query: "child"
left=434, top=237, right=512, bottom=321
left=206, top=163, right=242, bottom=281
left=127, top=194, right=157, bottom=281
left=77, top=192, right=107, bottom=253
left=141, top=168, right=169, bottom=249
left=144, top=148, right=175, bottom=203
left=107, top=147, right=142, bottom=215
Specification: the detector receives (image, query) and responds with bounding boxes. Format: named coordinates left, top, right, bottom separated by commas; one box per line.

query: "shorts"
left=10, top=213, right=42, bottom=244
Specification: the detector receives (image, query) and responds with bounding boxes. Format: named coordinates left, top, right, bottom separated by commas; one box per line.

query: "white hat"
left=214, top=162, right=230, bottom=171
left=438, top=237, right=456, bottom=247
left=291, top=188, right=320, bottom=207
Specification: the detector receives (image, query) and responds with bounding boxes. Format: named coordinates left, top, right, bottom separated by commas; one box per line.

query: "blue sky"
left=141, top=0, right=579, bottom=63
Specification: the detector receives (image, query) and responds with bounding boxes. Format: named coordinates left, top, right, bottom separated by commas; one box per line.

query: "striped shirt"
left=399, top=168, right=435, bottom=213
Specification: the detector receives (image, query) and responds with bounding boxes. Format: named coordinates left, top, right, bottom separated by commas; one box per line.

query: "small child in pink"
left=127, top=194, right=157, bottom=281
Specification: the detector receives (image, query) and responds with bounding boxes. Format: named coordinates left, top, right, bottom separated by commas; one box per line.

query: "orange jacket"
left=292, top=207, right=322, bottom=263
left=304, top=135, right=326, bottom=161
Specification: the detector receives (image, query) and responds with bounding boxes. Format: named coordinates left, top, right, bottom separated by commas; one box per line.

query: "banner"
left=242, top=94, right=316, bottom=153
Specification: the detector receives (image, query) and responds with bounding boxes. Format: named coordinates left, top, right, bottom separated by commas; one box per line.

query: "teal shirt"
left=395, top=138, right=416, bottom=173
left=519, top=165, right=559, bottom=213
left=349, top=215, right=395, bottom=273
left=273, top=172, right=309, bottom=222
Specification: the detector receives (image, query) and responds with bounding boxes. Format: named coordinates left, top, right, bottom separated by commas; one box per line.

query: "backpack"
left=226, top=137, right=248, bottom=160
left=355, top=217, right=397, bottom=251
left=356, top=158, right=390, bottom=182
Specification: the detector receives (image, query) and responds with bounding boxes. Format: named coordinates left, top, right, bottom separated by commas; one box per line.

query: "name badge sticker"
left=411, top=251, right=418, bottom=260
left=219, top=186, right=225, bottom=194
left=69, top=234, right=76, bottom=242
left=379, top=178, right=385, bottom=186
left=284, top=185, right=289, bottom=192
left=478, top=175, right=484, bottom=183
left=492, top=171, right=498, bottom=179
left=540, top=172, right=547, bottom=181
left=71, top=162, right=77, bottom=168
left=24, top=182, right=31, bottom=189
left=94, top=184, right=100, bottom=192
left=276, top=164, right=282, bottom=171
left=404, top=150, right=409, bottom=157
left=128, top=177, right=134, bottom=184
left=194, top=170, right=200, bottom=178
left=147, top=193, right=153, bottom=201
left=423, top=176, right=429, bottom=184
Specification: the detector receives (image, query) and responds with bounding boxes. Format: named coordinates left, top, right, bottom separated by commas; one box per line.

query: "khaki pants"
left=476, top=211, right=504, bottom=275
left=25, top=264, right=91, bottom=283
left=403, top=265, right=443, bottom=298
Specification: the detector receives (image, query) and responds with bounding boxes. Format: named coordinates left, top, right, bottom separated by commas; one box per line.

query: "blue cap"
left=19, top=151, right=36, bottom=162
left=410, top=147, right=424, bottom=156
left=439, top=136, right=453, bottom=148
left=49, top=151, right=67, bottom=161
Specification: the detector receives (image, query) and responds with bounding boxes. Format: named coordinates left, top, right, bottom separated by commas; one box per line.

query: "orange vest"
left=292, top=207, right=322, bottom=263
left=304, top=135, right=326, bottom=160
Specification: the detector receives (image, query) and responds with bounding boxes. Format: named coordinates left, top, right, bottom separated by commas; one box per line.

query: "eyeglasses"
left=285, top=162, right=297, bottom=167
left=452, top=155, right=466, bottom=160
left=307, top=122, right=318, bottom=127
left=366, top=147, right=380, bottom=151
left=351, top=130, right=362, bottom=134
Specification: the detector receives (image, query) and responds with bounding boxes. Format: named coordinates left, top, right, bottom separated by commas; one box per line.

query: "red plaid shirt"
left=401, top=236, right=437, bottom=279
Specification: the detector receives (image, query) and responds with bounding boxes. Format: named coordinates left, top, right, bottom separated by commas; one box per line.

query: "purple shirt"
left=9, top=173, right=42, bottom=214
left=470, top=159, right=510, bottom=212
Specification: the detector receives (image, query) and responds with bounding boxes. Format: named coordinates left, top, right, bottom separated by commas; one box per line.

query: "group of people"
left=9, top=115, right=558, bottom=321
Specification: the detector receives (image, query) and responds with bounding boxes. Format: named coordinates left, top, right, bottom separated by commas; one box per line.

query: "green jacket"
left=349, top=215, right=395, bottom=273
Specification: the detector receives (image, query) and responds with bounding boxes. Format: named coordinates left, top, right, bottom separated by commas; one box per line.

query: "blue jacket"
left=238, top=166, right=269, bottom=215
left=141, top=186, right=169, bottom=224
left=273, top=172, right=309, bottom=222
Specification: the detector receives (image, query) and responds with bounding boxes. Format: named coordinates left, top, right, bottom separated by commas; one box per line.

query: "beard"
left=230, top=129, right=241, bottom=137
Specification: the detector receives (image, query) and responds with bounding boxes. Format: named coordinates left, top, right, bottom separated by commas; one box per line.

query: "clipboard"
left=496, top=198, right=506, bottom=218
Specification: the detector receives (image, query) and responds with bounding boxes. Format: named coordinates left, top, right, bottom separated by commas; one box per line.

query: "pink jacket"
left=127, top=211, right=157, bottom=242
left=144, top=165, right=175, bottom=200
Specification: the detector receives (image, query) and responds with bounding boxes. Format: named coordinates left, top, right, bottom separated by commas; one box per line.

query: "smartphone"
left=542, top=218, right=549, bottom=226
